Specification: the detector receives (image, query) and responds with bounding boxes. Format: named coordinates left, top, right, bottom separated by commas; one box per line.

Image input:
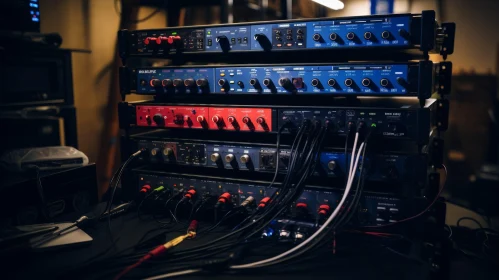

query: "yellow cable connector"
left=163, top=231, right=196, bottom=250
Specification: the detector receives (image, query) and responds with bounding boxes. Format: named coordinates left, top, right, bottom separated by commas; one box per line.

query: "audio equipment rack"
left=115, top=10, right=453, bottom=262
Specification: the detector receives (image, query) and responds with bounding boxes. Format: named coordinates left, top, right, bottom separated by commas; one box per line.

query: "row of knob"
left=221, top=77, right=397, bottom=90
left=151, top=77, right=399, bottom=90
left=143, top=35, right=182, bottom=45
left=149, top=78, right=209, bottom=88
left=210, top=153, right=251, bottom=165
left=313, top=30, right=407, bottom=42
left=148, top=113, right=266, bottom=126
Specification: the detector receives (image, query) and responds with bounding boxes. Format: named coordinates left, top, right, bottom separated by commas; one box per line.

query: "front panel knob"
left=162, top=79, right=173, bottom=87
left=150, top=148, right=161, bottom=157
left=196, top=115, right=205, bottom=123
left=240, top=154, right=251, bottom=164
left=212, top=115, right=221, bottom=124
left=196, top=79, right=209, bottom=87
left=163, top=148, right=174, bottom=156
left=327, top=160, right=337, bottom=171
left=211, top=153, right=221, bottom=162
left=225, top=154, right=235, bottom=163
left=173, top=79, right=184, bottom=87
left=150, top=79, right=161, bottom=87
left=184, top=79, right=195, bottom=87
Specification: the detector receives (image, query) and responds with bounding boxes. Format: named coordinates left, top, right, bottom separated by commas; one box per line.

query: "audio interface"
left=121, top=61, right=448, bottom=98
left=131, top=172, right=426, bottom=226
left=119, top=98, right=436, bottom=143
left=119, top=11, right=454, bottom=59
left=128, top=137, right=428, bottom=186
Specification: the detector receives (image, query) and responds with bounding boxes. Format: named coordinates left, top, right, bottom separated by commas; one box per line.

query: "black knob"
left=174, top=114, right=184, bottom=125
left=216, top=35, right=231, bottom=52
left=398, top=29, right=409, bottom=39
left=327, top=79, right=336, bottom=87
left=196, top=78, right=209, bottom=87
left=396, top=77, right=409, bottom=88
left=312, top=33, right=322, bottom=41
left=344, top=78, right=354, bottom=87
left=184, top=79, right=195, bottom=87
left=279, top=78, right=294, bottom=91
left=311, top=78, right=321, bottom=87
left=162, top=79, right=173, bottom=87
left=361, top=78, right=371, bottom=87
left=364, top=31, right=373, bottom=40
left=237, top=81, right=244, bottom=88
left=150, top=79, right=161, bottom=87
left=173, top=79, right=184, bottom=87
left=346, top=32, right=356, bottom=41
left=329, top=33, right=338, bottom=41
left=153, top=114, right=165, bottom=125
left=254, top=34, right=272, bottom=51
left=381, top=30, right=391, bottom=39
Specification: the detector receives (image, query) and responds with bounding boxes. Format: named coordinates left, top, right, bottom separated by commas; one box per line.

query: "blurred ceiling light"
left=312, top=0, right=345, bottom=10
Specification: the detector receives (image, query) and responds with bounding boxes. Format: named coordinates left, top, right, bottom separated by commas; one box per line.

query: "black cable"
left=106, top=150, right=143, bottom=246
left=457, top=217, right=484, bottom=229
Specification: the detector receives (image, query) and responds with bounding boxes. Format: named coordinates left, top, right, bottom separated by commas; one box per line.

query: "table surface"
left=5, top=204, right=498, bottom=280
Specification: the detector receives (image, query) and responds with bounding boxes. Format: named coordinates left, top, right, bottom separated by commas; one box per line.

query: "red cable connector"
left=184, top=189, right=197, bottom=200
left=296, top=202, right=307, bottom=209
left=318, top=204, right=330, bottom=215
left=258, top=197, right=271, bottom=208
left=217, top=192, right=231, bottom=204
left=188, top=220, right=198, bottom=233
left=139, top=184, right=151, bottom=193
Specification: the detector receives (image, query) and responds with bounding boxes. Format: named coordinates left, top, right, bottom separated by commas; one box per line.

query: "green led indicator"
left=207, top=31, right=211, bottom=35
left=171, top=32, right=177, bottom=35
left=371, top=123, right=377, bottom=127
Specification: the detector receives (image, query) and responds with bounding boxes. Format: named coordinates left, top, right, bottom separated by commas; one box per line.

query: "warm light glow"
left=312, top=0, right=345, bottom=10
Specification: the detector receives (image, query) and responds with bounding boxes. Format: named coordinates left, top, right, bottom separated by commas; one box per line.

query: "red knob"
left=196, top=115, right=205, bottom=123
left=256, top=117, right=265, bottom=124
left=156, top=36, right=168, bottom=44
left=167, top=35, right=181, bottom=45
left=242, top=116, right=250, bottom=124
left=227, top=116, right=236, bottom=123
left=212, top=115, right=221, bottom=123
left=144, top=37, right=157, bottom=45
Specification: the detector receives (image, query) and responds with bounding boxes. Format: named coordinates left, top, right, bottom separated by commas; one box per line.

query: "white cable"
left=143, top=269, right=201, bottom=280
left=348, top=132, right=359, bottom=178
left=231, top=142, right=366, bottom=269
